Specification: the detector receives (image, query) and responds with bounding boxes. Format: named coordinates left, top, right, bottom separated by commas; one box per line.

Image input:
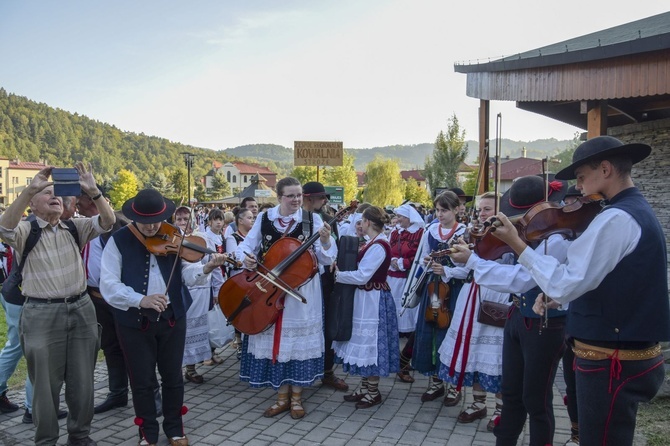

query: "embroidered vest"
left=357, top=239, right=392, bottom=290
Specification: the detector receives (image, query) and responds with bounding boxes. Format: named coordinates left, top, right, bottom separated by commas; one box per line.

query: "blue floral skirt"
left=336, top=290, right=400, bottom=377
left=239, top=336, right=324, bottom=390
left=437, top=362, right=502, bottom=393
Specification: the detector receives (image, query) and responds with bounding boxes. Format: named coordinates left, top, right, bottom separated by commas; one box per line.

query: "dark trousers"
left=321, top=269, right=336, bottom=372
left=494, top=308, right=566, bottom=446
left=576, top=352, right=665, bottom=446
left=562, top=341, right=578, bottom=424
left=116, top=314, right=186, bottom=443
left=91, top=293, right=128, bottom=399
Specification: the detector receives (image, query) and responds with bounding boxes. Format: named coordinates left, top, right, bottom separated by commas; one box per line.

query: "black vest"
left=258, top=211, right=312, bottom=261
left=111, top=225, right=193, bottom=329
left=567, top=188, right=670, bottom=342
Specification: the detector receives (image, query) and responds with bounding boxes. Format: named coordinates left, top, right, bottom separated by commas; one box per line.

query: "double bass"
left=219, top=201, right=358, bottom=335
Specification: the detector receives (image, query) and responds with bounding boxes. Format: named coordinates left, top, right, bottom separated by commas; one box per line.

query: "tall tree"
left=148, top=172, right=174, bottom=197
left=404, top=178, right=432, bottom=207
left=323, top=152, right=359, bottom=204
left=209, top=171, right=231, bottom=200
left=290, top=165, right=317, bottom=184
left=363, top=156, right=404, bottom=207
left=108, top=169, right=139, bottom=209
left=170, top=168, right=188, bottom=203
left=424, top=114, right=469, bottom=193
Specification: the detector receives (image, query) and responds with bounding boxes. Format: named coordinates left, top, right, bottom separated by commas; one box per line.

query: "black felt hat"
left=302, top=181, right=330, bottom=199
left=122, top=189, right=176, bottom=224
left=555, top=136, right=651, bottom=180
left=565, top=185, right=582, bottom=198
left=449, top=187, right=473, bottom=203
left=500, top=175, right=568, bottom=217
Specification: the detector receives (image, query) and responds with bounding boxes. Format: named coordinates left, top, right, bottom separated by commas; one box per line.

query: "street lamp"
left=181, top=152, right=195, bottom=205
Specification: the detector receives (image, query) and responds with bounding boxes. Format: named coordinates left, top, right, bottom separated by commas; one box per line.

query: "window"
left=26, top=177, right=32, bottom=185
left=232, top=175, right=237, bottom=183
left=227, top=171, right=231, bottom=182
left=244, top=175, right=248, bottom=183
left=12, top=177, right=19, bottom=184
left=0, top=184, right=3, bottom=194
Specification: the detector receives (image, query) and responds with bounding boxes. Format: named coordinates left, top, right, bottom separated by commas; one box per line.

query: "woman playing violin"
left=235, top=177, right=337, bottom=420
left=406, top=191, right=469, bottom=401
left=100, top=189, right=228, bottom=446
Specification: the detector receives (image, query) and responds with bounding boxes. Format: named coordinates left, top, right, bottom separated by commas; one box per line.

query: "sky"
left=1, top=1, right=667, bottom=152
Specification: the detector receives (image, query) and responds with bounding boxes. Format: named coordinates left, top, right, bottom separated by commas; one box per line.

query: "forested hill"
left=1, top=89, right=574, bottom=185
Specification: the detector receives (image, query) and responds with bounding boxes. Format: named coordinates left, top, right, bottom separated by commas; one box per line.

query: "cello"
left=219, top=201, right=358, bottom=335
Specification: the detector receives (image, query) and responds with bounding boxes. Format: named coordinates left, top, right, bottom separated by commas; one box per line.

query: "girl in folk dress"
left=438, top=192, right=506, bottom=431
left=332, top=206, right=400, bottom=409
left=225, top=208, right=254, bottom=357
left=174, top=206, right=215, bottom=384
left=236, top=177, right=337, bottom=419
left=408, top=192, right=469, bottom=401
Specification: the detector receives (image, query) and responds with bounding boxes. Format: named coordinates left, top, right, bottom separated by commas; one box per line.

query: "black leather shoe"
left=22, top=408, right=67, bottom=424
left=0, top=391, right=19, bottom=413
left=65, top=435, right=97, bottom=446
left=94, top=396, right=128, bottom=414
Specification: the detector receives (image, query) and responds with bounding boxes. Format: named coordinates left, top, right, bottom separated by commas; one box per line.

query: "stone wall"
left=609, top=117, right=670, bottom=289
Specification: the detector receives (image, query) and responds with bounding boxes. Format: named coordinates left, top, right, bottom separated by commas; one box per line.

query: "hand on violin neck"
left=203, top=253, right=228, bottom=274
left=319, top=223, right=332, bottom=245
left=490, top=213, right=528, bottom=255
left=446, top=239, right=472, bottom=264
left=430, top=263, right=445, bottom=276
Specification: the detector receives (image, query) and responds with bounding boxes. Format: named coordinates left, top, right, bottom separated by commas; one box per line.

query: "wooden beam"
left=587, top=101, right=608, bottom=138
left=478, top=100, right=490, bottom=193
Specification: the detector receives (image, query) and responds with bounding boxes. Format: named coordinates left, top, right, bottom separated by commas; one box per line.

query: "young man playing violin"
left=100, top=189, right=228, bottom=446
left=491, top=136, right=670, bottom=446
left=449, top=175, right=571, bottom=445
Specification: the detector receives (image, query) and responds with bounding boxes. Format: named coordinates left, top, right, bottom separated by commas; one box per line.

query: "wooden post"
left=478, top=100, right=490, bottom=193
left=587, top=100, right=608, bottom=138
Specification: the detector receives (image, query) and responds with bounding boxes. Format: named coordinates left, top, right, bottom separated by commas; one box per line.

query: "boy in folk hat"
left=492, top=136, right=670, bottom=445
left=449, top=175, right=571, bottom=444
left=100, top=189, right=228, bottom=446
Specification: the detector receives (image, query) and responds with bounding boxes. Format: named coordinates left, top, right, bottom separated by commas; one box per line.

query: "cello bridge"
left=255, top=282, right=267, bottom=293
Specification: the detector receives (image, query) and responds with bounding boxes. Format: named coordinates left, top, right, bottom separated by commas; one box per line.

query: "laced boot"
left=457, top=390, right=487, bottom=423
left=565, top=422, right=580, bottom=446
left=290, top=390, right=306, bottom=419
left=443, top=384, right=462, bottom=407
left=396, top=352, right=414, bottom=383
left=355, top=377, right=382, bottom=409
left=421, top=375, right=445, bottom=402
left=344, top=378, right=369, bottom=402
left=487, top=397, right=503, bottom=431
left=183, top=365, right=203, bottom=384
left=263, top=391, right=290, bottom=417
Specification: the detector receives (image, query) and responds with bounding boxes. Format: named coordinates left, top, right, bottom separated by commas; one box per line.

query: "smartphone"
left=51, top=168, right=81, bottom=197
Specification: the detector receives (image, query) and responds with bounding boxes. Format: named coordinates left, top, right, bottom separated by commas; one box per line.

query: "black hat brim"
left=499, top=177, right=568, bottom=217
left=122, top=196, right=176, bottom=224
left=556, top=143, right=651, bottom=180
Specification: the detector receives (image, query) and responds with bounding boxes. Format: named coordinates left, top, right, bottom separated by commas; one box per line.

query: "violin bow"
left=157, top=210, right=193, bottom=321
left=540, top=158, right=551, bottom=333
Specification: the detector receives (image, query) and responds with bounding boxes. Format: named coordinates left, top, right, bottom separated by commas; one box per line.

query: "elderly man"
left=0, top=163, right=115, bottom=446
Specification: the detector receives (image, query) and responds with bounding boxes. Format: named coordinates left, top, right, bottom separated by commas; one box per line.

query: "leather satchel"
left=477, top=299, right=510, bottom=328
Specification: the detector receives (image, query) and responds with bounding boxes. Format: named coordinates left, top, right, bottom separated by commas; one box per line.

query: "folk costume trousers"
left=116, top=311, right=186, bottom=444
left=575, top=350, right=665, bottom=446
left=494, top=308, right=566, bottom=446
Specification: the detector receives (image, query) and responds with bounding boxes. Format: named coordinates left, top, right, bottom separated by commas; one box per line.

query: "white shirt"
left=517, top=208, right=641, bottom=304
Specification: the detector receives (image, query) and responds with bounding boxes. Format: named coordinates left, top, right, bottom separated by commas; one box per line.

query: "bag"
left=477, top=299, right=510, bottom=328
left=208, top=304, right=235, bottom=348
left=326, top=235, right=359, bottom=342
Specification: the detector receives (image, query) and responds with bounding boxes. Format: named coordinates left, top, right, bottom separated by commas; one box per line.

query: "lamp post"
left=181, top=152, right=195, bottom=205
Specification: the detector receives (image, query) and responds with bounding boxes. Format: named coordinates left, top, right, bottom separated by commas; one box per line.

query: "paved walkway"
left=0, top=342, right=583, bottom=446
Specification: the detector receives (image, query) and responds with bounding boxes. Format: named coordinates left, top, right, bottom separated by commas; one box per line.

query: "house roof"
left=400, top=170, right=425, bottom=181
left=8, top=160, right=49, bottom=170
left=455, top=12, right=670, bottom=73
left=497, top=157, right=544, bottom=181
left=232, top=162, right=275, bottom=175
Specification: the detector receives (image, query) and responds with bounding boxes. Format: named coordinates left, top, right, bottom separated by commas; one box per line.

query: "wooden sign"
left=294, top=141, right=343, bottom=167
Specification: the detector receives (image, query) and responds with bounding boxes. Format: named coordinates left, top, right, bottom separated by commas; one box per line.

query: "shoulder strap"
left=62, top=220, right=80, bottom=247
left=302, top=210, right=313, bottom=242
left=15, top=220, right=43, bottom=275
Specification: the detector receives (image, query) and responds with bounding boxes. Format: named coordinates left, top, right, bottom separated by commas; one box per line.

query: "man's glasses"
left=282, top=194, right=302, bottom=200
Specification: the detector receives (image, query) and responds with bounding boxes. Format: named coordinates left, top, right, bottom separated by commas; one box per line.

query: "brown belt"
left=87, top=287, right=103, bottom=299
left=357, top=282, right=390, bottom=291
left=573, top=340, right=662, bottom=361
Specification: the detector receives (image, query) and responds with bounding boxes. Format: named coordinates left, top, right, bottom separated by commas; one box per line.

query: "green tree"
left=148, top=172, right=174, bottom=197
left=404, top=178, right=432, bottom=207
left=170, top=168, right=188, bottom=203
left=290, top=165, right=318, bottom=184
left=424, top=114, right=469, bottom=192
left=209, top=172, right=231, bottom=200
left=323, top=152, right=359, bottom=204
left=108, top=169, right=139, bottom=209
left=363, top=156, right=404, bottom=207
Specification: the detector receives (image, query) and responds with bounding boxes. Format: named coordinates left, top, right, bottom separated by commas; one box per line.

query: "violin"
left=219, top=200, right=359, bottom=335
left=423, top=251, right=451, bottom=329
left=137, top=222, right=241, bottom=267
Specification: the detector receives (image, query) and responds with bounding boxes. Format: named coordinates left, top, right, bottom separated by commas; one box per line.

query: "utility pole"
left=181, top=152, right=195, bottom=205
